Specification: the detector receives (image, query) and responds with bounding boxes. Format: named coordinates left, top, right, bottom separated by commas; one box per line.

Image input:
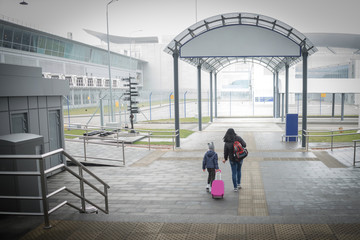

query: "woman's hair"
left=223, top=128, right=236, bottom=142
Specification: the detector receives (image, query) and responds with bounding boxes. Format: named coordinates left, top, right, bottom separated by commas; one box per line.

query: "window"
left=11, top=113, right=28, bottom=133
left=45, top=37, right=53, bottom=55
left=112, top=80, right=117, bottom=88
left=76, top=77, right=84, bottom=86
left=3, top=26, right=13, bottom=48
left=37, top=35, right=46, bottom=54
left=96, top=79, right=102, bottom=87
left=105, top=79, right=109, bottom=87
left=65, top=76, right=73, bottom=86
left=0, top=24, right=4, bottom=47
left=30, top=35, right=38, bottom=52
left=87, top=78, right=94, bottom=87
left=12, top=29, right=22, bottom=50
left=21, top=31, right=30, bottom=51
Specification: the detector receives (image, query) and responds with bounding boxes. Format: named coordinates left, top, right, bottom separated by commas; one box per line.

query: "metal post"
left=354, top=141, right=357, bottom=166
left=83, top=136, right=87, bottom=161
left=197, top=63, right=202, bottom=131
left=302, top=48, right=308, bottom=147
left=331, top=131, right=334, bottom=151
left=210, top=71, right=213, bottom=122
left=79, top=167, right=86, bottom=213
left=169, top=92, right=173, bottom=119
left=214, top=73, right=218, bottom=118
left=341, top=93, right=345, bottom=121
left=118, top=97, right=122, bottom=126
left=100, top=98, right=104, bottom=128
left=273, top=72, right=276, bottom=118
left=173, top=46, right=180, bottom=147
left=276, top=71, right=280, bottom=118
left=67, top=96, right=70, bottom=128
left=320, top=93, right=322, bottom=116
left=285, top=63, right=289, bottom=116
left=39, top=157, right=51, bottom=229
left=332, top=93, right=335, bottom=117
left=122, top=141, right=125, bottom=165
left=149, top=92, right=152, bottom=120
left=184, top=91, right=188, bottom=118
left=281, top=93, right=284, bottom=122
left=106, top=0, right=116, bottom=122
left=230, top=91, right=232, bottom=116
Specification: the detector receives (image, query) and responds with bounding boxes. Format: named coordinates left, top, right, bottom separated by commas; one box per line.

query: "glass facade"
left=0, top=20, right=140, bottom=70
left=296, top=64, right=350, bottom=78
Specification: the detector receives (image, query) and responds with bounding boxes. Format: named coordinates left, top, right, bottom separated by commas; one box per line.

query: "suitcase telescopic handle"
left=216, top=169, right=222, bottom=180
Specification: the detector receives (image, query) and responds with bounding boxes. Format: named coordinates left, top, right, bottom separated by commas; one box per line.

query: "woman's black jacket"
left=223, top=135, right=246, bottom=162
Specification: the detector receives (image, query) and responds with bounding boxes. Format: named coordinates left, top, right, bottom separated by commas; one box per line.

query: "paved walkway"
left=2, top=118, right=360, bottom=239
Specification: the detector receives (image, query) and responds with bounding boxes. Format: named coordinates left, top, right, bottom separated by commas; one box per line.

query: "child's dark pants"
left=207, top=168, right=216, bottom=185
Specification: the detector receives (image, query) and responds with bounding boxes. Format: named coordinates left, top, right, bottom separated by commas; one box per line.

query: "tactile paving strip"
left=21, top=221, right=360, bottom=239
left=238, top=161, right=269, bottom=216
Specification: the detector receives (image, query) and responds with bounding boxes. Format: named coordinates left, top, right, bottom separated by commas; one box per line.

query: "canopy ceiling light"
left=19, top=1, right=28, bottom=5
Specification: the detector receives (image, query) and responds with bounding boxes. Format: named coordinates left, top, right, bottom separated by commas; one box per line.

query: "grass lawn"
left=302, top=130, right=360, bottom=142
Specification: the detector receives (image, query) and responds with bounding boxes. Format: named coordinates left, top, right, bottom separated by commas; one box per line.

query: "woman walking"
left=223, top=128, right=247, bottom=192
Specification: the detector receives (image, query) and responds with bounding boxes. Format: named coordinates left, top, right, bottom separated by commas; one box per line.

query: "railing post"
left=331, top=131, right=334, bottom=151
left=83, top=136, right=87, bottom=162
left=354, top=141, right=357, bottom=167
left=172, top=135, right=175, bottom=151
left=305, top=130, right=309, bottom=151
left=116, top=131, right=119, bottom=148
left=104, top=185, right=109, bottom=213
left=79, top=167, right=86, bottom=213
left=122, top=141, right=125, bottom=166
left=39, top=156, right=51, bottom=229
left=148, top=131, right=151, bottom=150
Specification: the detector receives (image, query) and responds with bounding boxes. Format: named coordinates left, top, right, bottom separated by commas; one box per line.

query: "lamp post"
left=106, top=0, right=118, bottom=122
left=129, top=30, right=142, bottom=77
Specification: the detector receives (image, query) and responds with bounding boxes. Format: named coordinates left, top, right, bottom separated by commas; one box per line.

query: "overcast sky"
left=1, top=0, right=360, bottom=45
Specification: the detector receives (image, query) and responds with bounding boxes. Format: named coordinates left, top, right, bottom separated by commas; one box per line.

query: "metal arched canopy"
left=165, top=12, right=317, bottom=73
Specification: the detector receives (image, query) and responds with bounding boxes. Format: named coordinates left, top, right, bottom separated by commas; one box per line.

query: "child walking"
left=202, top=142, right=219, bottom=193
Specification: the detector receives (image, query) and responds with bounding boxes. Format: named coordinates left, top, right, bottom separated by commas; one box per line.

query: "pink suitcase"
left=211, top=170, right=224, bottom=199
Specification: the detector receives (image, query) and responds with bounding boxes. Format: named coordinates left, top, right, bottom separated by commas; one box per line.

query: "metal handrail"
left=0, top=148, right=110, bottom=229
left=303, top=128, right=360, bottom=151
left=353, top=139, right=360, bottom=166
left=65, top=123, right=180, bottom=156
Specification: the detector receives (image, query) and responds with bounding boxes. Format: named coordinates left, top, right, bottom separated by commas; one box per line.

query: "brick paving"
left=3, top=118, right=360, bottom=239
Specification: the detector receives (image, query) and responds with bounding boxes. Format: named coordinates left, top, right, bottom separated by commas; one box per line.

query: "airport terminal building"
left=0, top=18, right=359, bottom=120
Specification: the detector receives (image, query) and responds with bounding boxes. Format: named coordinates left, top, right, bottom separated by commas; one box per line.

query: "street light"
left=106, top=0, right=118, bottom=122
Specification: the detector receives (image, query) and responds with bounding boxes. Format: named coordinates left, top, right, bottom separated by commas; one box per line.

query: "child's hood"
left=205, top=150, right=217, bottom=158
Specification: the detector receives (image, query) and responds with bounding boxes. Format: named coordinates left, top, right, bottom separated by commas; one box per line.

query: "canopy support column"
left=273, top=72, right=276, bottom=118
left=341, top=93, right=345, bottom=121
left=302, top=48, right=308, bottom=147
left=173, top=46, right=180, bottom=147
left=275, top=71, right=280, bottom=118
left=197, top=63, right=202, bottom=131
left=285, top=62, right=289, bottom=116
left=332, top=93, right=336, bottom=117
left=215, top=73, right=218, bottom=118
left=210, top=71, right=213, bottom=122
